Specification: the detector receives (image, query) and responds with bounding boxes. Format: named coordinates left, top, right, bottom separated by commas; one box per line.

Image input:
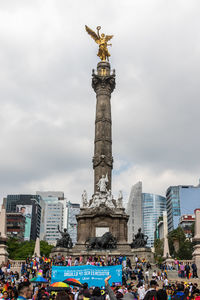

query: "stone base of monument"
left=50, top=247, right=72, bottom=258
left=0, top=237, right=8, bottom=265
left=193, top=244, right=200, bottom=271
left=163, top=257, right=174, bottom=264
left=131, top=247, right=154, bottom=263
left=50, top=244, right=154, bottom=264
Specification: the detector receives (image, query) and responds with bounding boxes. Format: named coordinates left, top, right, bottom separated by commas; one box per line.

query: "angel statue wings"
left=85, top=25, right=113, bottom=61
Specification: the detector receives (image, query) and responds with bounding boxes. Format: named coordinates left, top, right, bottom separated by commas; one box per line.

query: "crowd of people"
left=158, top=261, right=198, bottom=279
left=0, top=255, right=200, bottom=300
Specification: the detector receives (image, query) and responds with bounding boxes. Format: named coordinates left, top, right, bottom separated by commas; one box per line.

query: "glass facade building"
left=166, top=186, right=181, bottom=232
left=166, top=184, right=200, bottom=232
left=142, top=193, right=166, bottom=247
left=126, top=182, right=143, bottom=242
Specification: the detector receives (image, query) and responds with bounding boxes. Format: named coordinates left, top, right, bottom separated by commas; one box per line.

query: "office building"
left=67, top=202, right=80, bottom=245
left=6, top=212, right=26, bottom=241
left=166, top=183, right=200, bottom=232
left=155, top=216, right=164, bottom=240
left=36, top=191, right=67, bottom=245
left=6, top=194, right=41, bottom=241
left=142, top=193, right=166, bottom=247
left=127, top=182, right=166, bottom=247
left=126, top=182, right=142, bottom=242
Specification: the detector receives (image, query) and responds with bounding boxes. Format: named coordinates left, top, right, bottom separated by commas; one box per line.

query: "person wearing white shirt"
left=138, top=283, right=146, bottom=300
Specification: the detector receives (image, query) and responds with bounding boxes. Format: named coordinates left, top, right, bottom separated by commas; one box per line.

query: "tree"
left=154, top=238, right=164, bottom=263
left=168, top=226, right=193, bottom=259
left=40, top=241, right=54, bottom=257
left=7, top=238, right=53, bottom=260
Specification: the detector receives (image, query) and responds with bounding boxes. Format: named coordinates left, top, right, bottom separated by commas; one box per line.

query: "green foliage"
left=168, top=226, right=193, bottom=260
left=191, top=222, right=195, bottom=237
left=40, top=241, right=54, bottom=257
left=154, top=238, right=164, bottom=263
left=177, top=239, right=193, bottom=260
left=7, top=238, right=53, bottom=260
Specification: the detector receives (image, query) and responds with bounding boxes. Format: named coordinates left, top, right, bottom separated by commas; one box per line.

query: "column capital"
left=92, top=71, right=115, bottom=94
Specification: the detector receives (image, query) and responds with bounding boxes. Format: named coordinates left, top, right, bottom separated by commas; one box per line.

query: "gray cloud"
left=0, top=0, right=200, bottom=204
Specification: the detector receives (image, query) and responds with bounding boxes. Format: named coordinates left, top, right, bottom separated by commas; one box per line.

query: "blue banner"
left=51, top=265, right=122, bottom=287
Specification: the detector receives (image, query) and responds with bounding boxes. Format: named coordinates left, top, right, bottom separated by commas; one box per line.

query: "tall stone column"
left=0, top=204, right=8, bottom=265
left=92, top=61, right=115, bottom=193
left=163, top=211, right=171, bottom=258
left=193, top=209, right=200, bottom=271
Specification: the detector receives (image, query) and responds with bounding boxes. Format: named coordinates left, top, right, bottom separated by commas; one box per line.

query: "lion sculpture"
left=85, top=232, right=117, bottom=250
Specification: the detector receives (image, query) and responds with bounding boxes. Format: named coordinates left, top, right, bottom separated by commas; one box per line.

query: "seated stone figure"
left=130, top=228, right=148, bottom=248
left=56, top=225, right=73, bottom=248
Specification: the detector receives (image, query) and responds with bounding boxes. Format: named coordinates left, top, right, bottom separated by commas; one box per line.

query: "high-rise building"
left=166, top=183, right=200, bottom=232
left=36, top=191, right=67, bottom=245
left=126, top=182, right=142, bottom=242
left=155, top=216, right=164, bottom=240
left=142, top=193, right=166, bottom=247
left=127, top=182, right=166, bottom=247
left=166, top=186, right=181, bottom=232
left=67, top=202, right=80, bottom=245
left=6, top=194, right=41, bottom=241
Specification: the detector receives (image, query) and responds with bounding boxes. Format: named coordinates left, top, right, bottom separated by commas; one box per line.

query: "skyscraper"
left=166, top=183, right=200, bottom=232
left=127, top=183, right=166, bottom=247
left=126, top=182, right=142, bottom=242
left=36, top=191, right=67, bottom=245
left=142, top=193, right=166, bottom=247
left=166, top=186, right=181, bottom=232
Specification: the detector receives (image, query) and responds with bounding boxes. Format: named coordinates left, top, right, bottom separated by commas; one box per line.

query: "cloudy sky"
left=0, top=0, right=200, bottom=206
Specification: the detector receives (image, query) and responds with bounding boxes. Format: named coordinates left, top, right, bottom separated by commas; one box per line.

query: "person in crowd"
left=185, top=264, right=190, bottom=280
left=179, top=263, right=185, bottom=279
left=143, top=280, right=158, bottom=300
left=191, top=263, right=198, bottom=278
left=1, top=291, right=10, bottom=300
left=137, top=282, right=146, bottom=300
left=157, top=289, right=167, bottom=300
left=171, top=283, right=186, bottom=300
left=17, top=282, right=32, bottom=300
left=55, top=291, right=70, bottom=300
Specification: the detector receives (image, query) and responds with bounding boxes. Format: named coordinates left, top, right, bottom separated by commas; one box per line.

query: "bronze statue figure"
left=85, top=25, right=113, bottom=61
left=56, top=225, right=73, bottom=248
left=130, top=228, right=148, bottom=248
left=85, top=232, right=117, bottom=250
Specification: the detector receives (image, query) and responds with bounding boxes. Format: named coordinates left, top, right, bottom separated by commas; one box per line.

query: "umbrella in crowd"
left=63, top=278, right=83, bottom=287
left=31, top=276, right=49, bottom=284
left=49, top=282, right=70, bottom=291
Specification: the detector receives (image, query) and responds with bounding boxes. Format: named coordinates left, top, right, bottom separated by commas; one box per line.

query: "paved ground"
left=149, top=268, right=200, bottom=286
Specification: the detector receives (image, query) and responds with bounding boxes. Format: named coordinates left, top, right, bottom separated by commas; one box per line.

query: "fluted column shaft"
left=92, top=61, right=115, bottom=193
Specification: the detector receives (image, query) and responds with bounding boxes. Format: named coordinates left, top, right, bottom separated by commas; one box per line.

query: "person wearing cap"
left=143, top=280, right=158, bottom=300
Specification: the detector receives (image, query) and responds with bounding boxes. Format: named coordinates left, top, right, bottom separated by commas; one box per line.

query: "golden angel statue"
left=85, top=25, right=113, bottom=61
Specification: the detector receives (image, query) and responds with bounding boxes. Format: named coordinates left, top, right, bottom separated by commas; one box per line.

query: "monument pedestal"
left=0, top=237, right=8, bottom=265
left=131, top=247, right=154, bottom=263
left=50, top=247, right=72, bottom=258
left=76, top=205, right=129, bottom=245
left=193, top=209, right=200, bottom=272
left=193, top=244, right=200, bottom=270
